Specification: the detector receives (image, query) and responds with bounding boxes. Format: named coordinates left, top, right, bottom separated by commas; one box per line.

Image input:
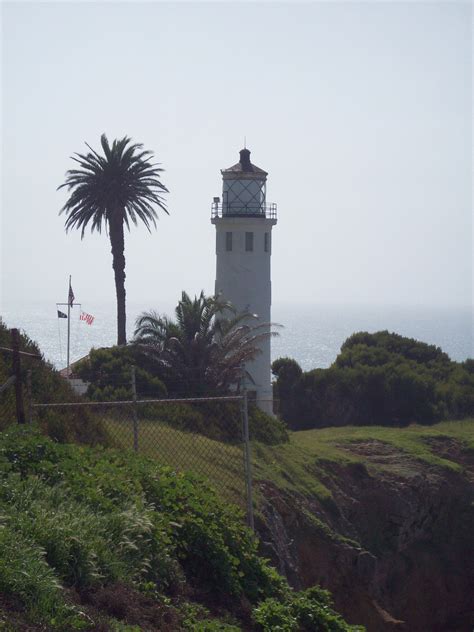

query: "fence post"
left=131, top=365, right=139, bottom=452
left=26, top=370, right=32, bottom=424
left=11, top=328, right=25, bottom=424
left=241, top=368, right=255, bottom=532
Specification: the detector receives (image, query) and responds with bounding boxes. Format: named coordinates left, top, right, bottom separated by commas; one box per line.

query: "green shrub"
left=0, top=426, right=359, bottom=630
left=139, top=400, right=288, bottom=445
left=248, top=405, right=288, bottom=445
left=253, top=586, right=364, bottom=632
left=272, top=358, right=303, bottom=425
left=0, top=319, right=107, bottom=445
left=0, top=427, right=282, bottom=605
left=74, top=346, right=167, bottom=401
left=136, top=465, right=286, bottom=603
left=273, top=331, right=474, bottom=430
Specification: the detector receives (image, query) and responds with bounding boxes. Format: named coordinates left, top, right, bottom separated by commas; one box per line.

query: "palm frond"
left=58, top=134, right=169, bottom=237
left=133, top=292, right=278, bottom=394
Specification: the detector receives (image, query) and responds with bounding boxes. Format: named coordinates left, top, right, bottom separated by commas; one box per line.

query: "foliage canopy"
left=134, top=291, right=278, bottom=396
left=273, top=331, right=474, bottom=430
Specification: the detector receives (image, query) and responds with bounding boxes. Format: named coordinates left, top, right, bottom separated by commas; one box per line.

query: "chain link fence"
left=31, top=393, right=254, bottom=525
left=0, top=375, right=17, bottom=428
left=1, top=327, right=256, bottom=526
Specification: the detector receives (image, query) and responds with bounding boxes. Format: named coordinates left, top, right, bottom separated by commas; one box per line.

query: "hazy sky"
left=1, top=1, right=472, bottom=314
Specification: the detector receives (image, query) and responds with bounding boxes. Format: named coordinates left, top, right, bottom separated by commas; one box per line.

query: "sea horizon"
left=1, top=300, right=472, bottom=372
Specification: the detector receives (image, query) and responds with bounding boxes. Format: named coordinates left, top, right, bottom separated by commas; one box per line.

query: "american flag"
left=68, top=281, right=75, bottom=307
left=80, top=311, right=95, bottom=326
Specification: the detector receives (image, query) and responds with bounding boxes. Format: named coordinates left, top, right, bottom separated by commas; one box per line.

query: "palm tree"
left=58, top=134, right=168, bottom=345
left=133, top=291, right=278, bottom=395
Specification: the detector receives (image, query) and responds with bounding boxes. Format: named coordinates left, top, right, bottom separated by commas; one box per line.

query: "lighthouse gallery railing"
left=211, top=202, right=277, bottom=220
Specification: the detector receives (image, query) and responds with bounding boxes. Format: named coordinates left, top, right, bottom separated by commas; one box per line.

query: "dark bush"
left=143, top=400, right=288, bottom=445
left=74, top=345, right=167, bottom=401
left=273, top=331, right=474, bottom=430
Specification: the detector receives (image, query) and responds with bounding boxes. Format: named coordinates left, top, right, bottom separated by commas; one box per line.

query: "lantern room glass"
left=222, top=178, right=266, bottom=216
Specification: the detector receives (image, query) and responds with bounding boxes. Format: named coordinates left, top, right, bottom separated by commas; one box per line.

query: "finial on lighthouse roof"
left=239, top=148, right=252, bottom=172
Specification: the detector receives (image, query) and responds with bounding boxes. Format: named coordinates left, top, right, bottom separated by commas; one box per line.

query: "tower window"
left=225, top=232, right=233, bottom=251
left=245, top=232, right=254, bottom=252
left=264, top=232, right=270, bottom=252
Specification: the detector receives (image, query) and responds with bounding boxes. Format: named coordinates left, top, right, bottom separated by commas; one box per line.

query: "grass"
left=103, top=416, right=247, bottom=507
left=251, top=440, right=334, bottom=501
left=103, top=413, right=474, bottom=509
left=292, top=419, right=474, bottom=472
left=253, top=420, right=474, bottom=502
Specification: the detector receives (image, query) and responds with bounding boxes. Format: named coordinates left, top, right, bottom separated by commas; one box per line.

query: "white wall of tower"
left=212, top=215, right=276, bottom=414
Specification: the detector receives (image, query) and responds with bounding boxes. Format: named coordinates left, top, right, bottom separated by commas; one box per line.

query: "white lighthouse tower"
left=211, top=148, right=277, bottom=414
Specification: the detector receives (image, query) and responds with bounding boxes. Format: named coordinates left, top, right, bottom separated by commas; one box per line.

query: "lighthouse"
left=211, top=148, right=277, bottom=414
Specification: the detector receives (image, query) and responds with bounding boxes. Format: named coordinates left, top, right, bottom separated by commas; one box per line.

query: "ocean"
left=1, top=301, right=472, bottom=371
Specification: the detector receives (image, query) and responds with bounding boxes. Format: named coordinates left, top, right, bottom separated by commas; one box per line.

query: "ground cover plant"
left=0, top=426, right=361, bottom=631
left=273, top=331, right=474, bottom=430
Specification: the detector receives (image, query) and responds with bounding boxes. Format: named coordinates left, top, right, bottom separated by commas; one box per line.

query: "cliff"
left=253, top=421, right=474, bottom=632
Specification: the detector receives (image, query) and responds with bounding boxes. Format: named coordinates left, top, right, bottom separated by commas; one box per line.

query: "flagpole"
left=67, top=275, right=71, bottom=376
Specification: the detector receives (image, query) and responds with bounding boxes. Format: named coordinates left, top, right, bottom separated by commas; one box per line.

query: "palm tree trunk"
left=109, top=215, right=127, bottom=346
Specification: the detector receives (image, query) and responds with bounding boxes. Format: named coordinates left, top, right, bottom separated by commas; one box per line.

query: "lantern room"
left=211, top=148, right=276, bottom=219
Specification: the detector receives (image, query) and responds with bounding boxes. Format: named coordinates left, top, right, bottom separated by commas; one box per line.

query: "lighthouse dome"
left=221, top=148, right=268, bottom=177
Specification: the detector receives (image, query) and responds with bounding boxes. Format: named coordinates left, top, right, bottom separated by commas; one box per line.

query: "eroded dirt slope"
left=256, top=436, right=474, bottom=632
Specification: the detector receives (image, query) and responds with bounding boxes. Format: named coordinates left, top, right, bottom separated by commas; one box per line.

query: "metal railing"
left=211, top=202, right=277, bottom=220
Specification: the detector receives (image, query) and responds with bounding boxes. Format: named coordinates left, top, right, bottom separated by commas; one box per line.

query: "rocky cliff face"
left=256, top=437, right=474, bottom=632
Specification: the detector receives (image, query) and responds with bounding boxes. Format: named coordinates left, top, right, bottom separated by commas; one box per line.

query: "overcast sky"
left=1, top=1, right=472, bottom=314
